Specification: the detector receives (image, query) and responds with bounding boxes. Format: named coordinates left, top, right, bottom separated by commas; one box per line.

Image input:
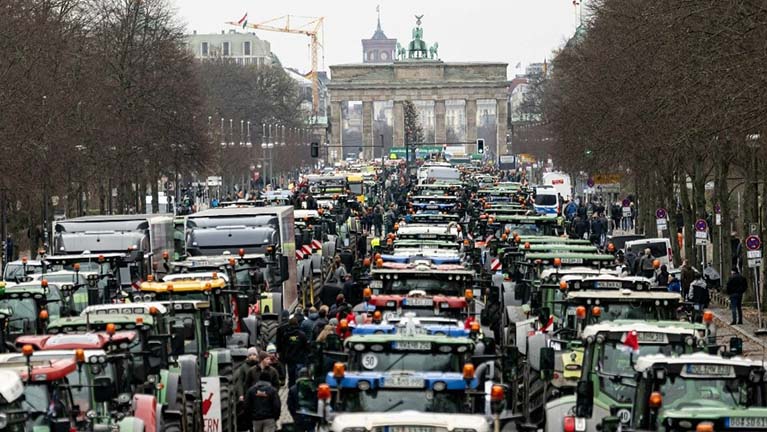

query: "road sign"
left=587, top=177, right=595, bottom=188
left=714, top=203, right=721, bottom=214
left=656, top=219, right=667, bottom=232
left=694, top=219, right=708, bottom=232
left=715, top=214, right=721, bottom=226
left=749, top=257, right=762, bottom=268
left=622, top=198, right=630, bottom=207
left=655, top=208, right=667, bottom=219
left=593, top=173, right=622, bottom=185
left=746, top=235, right=762, bottom=251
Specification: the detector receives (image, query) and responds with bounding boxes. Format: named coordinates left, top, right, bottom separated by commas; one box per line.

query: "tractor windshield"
left=338, top=389, right=464, bottom=413
left=597, top=343, right=685, bottom=403
left=349, top=350, right=464, bottom=373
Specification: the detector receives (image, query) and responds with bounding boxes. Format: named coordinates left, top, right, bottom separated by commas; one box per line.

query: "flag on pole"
left=238, top=12, right=248, bottom=29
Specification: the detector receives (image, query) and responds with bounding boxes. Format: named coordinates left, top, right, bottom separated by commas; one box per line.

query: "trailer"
left=53, top=214, right=174, bottom=284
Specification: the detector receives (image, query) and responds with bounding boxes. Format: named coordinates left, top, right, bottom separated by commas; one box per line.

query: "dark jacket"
left=688, top=279, right=710, bottom=307
left=282, top=325, right=309, bottom=364
left=246, top=363, right=281, bottom=390
left=726, top=273, right=748, bottom=296
left=246, top=380, right=281, bottom=421
left=312, top=316, right=329, bottom=341
left=300, top=313, right=319, bottom=341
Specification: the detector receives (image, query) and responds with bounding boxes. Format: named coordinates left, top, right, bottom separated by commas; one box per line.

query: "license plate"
left=384, top=375, right=425, bottom=388
left=405, top=298, right=433, bottom=307
left=595, top=281, right=622, bottom=289
left=561, top=258, right=583, bottom=264
left=387, top=427, right=438, bottom=432
left=393, top=341, right=431, bottom=351
left=727, top=417, right=767, bottom=428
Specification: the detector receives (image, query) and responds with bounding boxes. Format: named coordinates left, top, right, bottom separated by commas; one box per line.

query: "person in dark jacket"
left=300, top=307, right=319, bottom=341
left=726, top=267, right=747, bottom=325
left=687, top=274, right=710, bottom=323
left=287, top=368, right=317, bottom=432
left=246, top=351, right=281, bottom=390
left=312, top=306, right=329, bottom=341
left=656, top=265, right=670, bottom=288
left=282, top=317, right=309, bottom=387
left=246, top=379, right=281, bottom=432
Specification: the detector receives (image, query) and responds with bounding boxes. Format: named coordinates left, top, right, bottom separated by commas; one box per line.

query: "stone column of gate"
left=362, top=101, right=373, bottom=160
left=330, top=101, right=343, bottom=163
left=393, top=101, right=405, bottom=147
left=466, top=99, right=478, bottom=152
left=496, top=98, right=508, bottom=158
left=435, top=100, right=447, bottom=145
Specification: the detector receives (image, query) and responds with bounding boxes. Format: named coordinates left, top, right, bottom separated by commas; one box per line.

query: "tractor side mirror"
left=171, top=324, right=187, bottom=356
left=279, top=255, right=289, bottom=282
left=540, top=347, right=555, bottom=382
left=575, top=380, right=594, bottom=418
left=93, top=376, right=115, bottom=403
left=237, top=296, right=251, bottom=321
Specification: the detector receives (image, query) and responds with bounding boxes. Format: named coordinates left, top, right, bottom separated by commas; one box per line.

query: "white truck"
left=542, top=171, right=573, bottom=200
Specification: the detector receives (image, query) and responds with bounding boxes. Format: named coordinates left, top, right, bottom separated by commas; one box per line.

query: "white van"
left=625, top=237, right=674, bottom=269
left=533, top=186, right=560, bottom=216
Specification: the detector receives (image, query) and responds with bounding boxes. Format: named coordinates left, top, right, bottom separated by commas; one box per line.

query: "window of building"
left=243, top=41, right=251, bottom=56
left=236, top=58, right=242, bottom=65
left=201, top=42, right=208, bottom=57
left=222, top=41, right=230, bottom=56
left=257, top=57, right=263, bottom=66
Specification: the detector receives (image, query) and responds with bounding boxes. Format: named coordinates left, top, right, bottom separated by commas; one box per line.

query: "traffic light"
left=476, top=138, right=485, bottom=154
left=310, top=142, right=319, bottom=158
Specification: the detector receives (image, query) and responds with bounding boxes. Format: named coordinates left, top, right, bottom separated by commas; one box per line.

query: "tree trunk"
left=680, top=172, right=695, bottom=264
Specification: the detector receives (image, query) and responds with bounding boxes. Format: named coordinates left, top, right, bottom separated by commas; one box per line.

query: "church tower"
left=362, top=7, right=397, bottom=63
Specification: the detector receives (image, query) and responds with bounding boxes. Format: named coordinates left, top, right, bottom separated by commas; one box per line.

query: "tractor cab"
left=630, top=353, right=767, bottom=432
left=544, top=321, right=711, bottom=432
left=0, top=357, right=78, bottom=432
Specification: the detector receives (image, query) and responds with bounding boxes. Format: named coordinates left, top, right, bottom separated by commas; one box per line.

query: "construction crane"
left=228, top=15, right=324, bottom=116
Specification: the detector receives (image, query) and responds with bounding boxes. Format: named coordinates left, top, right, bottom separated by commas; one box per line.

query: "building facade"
left=362, top=12, right=397, bottom=63
left=185, top=30, right=272, bottom=66
left=328, top=18, right=507, bottom=160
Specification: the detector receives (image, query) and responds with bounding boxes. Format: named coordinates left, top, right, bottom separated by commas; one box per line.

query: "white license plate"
left=405, top=298, right=433, bottom=307
left=596, top=281, right=622, bottom=289
left=384, top=375, right=425, bottom=388
left=393, top=341, right=431, bottom=351
left=388, top=427, right=436, bottom=432
left=561, top=258, right=583, bottom=264
left=728, top=417, right=767, bottom=428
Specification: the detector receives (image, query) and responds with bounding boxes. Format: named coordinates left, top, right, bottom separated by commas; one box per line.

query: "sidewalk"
left=708, top=291, right=767, bottom=359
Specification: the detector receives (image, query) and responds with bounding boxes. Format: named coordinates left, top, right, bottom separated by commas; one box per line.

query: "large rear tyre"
left=259, top=319, right=279, bottom=348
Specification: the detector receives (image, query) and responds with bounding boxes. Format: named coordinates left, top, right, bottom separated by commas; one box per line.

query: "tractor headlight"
left=0, top=413, right=8, bottom=428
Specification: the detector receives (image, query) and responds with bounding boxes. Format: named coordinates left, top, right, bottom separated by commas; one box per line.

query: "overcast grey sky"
left=172, top=0, right=580, bottom=76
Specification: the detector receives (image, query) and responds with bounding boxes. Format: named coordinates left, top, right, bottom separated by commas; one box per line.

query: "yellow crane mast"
left=228, top=15, right=324, bottom=116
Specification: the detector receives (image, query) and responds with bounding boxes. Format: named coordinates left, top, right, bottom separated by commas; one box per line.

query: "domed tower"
left=362, top=7, right=397, bottom=63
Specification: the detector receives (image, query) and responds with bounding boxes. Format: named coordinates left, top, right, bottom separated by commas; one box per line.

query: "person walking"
left=300, top=307, right=319, bottom=341
left=726, top=267, right=747, bottom=325
left=282, top=317, right=309, bottom=387
left=680, top=259, right=695, bottom=299
left=246, top=350, right=281, bottom=390
left=638, top=248, right=656, bottom=279
left=687, top=273, right=710, bottom=323
left=287, top=368, right=317, bottom=432
left=246, top=377, right=281, bottom=432
left=656, top=264, right=670, bottom=288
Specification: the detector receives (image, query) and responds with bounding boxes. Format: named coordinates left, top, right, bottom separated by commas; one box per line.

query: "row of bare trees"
left=544, top=0, right=767, bottom=286
left=1, top=0, right=306, bottom=253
